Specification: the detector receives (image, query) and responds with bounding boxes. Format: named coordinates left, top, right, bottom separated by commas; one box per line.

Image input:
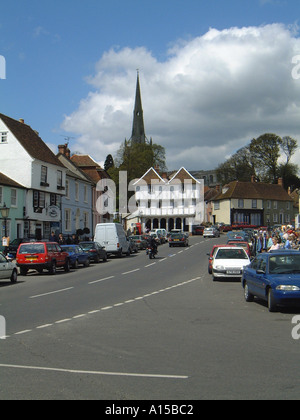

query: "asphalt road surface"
left=1, top=235, right=300, bottom=400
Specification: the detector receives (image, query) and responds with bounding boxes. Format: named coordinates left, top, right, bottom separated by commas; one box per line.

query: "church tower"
left=130, top=71, right=146, bottom=144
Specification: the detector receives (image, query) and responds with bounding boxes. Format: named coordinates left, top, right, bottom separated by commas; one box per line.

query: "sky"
left=1, top=0, right=300, bottom=172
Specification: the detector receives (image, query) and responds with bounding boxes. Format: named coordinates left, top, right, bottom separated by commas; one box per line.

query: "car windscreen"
left=216, top=249, right=248, bottom=259
left=80, top=243, right=94, bottom=250
left=61, top=246, right=75, bottom=253
left=18, top=244, right=45, bottom=254
left=269, top=255, right=300, bottom=274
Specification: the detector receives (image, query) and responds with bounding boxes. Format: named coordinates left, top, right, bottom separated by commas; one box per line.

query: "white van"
left=94, top=223, right=130, bottom=257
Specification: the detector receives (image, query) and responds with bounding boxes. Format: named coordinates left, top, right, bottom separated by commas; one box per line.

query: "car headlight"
left=215, top=265, right=225, bottom=271
left=276, top=285, right=300, bottom=291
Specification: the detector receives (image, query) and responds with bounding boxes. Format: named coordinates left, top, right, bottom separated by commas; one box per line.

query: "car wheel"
left=73, top=259, right=79, bottom=269
left=64, top=259, right=70, bottom=272
left=84, top=258, right=90, bottom=267
left=10, top=269, right=18, bottom=283
left=49, top=261, right=56, bottom=275
left=244, top=282, right=254, bottom=302
left=268, top=289, right=277, bottom=312
left=102, top=253, right=107, bottom=262
left=20, top=267, right=28, bottom=276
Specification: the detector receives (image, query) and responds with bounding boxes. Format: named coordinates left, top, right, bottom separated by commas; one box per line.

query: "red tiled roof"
left=213, top=180, right=293, bottom=201
left=0, top=113, right=64, bottom=168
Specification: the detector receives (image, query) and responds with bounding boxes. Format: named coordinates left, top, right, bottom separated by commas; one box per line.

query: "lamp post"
left=0, top=203, right=10, bottom=238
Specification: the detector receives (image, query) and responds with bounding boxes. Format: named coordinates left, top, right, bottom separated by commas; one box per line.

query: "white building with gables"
left=0, top=113, right=67, bottom=239
left=127, top=167, right=204, bottom=233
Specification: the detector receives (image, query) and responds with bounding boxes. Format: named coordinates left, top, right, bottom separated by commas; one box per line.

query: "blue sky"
left=1, top=0, right=300, bottom=171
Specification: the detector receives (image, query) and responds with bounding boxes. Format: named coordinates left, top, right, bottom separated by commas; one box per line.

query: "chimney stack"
left=58, top=144, right=71, bottom=158
left=278, top=177, right=284, bottom=187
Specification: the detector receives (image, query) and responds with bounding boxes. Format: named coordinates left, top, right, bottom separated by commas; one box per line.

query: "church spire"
left=131, top=70, right=146, bottom=144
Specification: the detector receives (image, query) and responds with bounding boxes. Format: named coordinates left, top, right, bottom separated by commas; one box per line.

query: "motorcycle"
left=146, top=246, right=157, bottom=259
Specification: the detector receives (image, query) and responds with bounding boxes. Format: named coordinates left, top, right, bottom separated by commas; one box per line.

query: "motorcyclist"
left=149, top=236, right=157, bottom=255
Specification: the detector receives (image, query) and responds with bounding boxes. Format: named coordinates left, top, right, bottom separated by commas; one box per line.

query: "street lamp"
left=0, top=203, right=10, bottom=237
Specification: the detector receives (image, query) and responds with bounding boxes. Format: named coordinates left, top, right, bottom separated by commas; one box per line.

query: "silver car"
left=203, top=227, right=220, bottom=238
left=0, top=252, right=18, bottom=283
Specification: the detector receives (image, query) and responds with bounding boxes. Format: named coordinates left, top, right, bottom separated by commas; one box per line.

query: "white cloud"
left=62, top=23, right=300, bottom=171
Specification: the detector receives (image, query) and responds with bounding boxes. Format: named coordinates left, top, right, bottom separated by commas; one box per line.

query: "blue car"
left=60, top=245, right=90, bottom=269
left=242, top=250, right=300, bottom=312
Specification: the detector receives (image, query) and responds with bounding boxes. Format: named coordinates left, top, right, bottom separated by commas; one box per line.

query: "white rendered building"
left=128, top=167, right=204, bottom=232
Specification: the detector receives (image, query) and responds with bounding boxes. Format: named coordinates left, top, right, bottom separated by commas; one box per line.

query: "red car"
left=207, top=244, right=233, bottom=274
left=16, top=242, right=70, bottom=275
left=227, top=241, right=251, bottom=257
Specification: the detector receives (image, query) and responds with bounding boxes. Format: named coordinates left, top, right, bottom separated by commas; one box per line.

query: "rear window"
left=18, top=244, right=45, bottom=254
left=216, top=248, right=248, bottom=260
left=171, top=234, right=183, bottom=239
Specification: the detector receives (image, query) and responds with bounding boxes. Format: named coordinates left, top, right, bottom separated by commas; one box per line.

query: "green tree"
left=217, top=146, right=254, bottom=184
left=249, top=133, right=281, bottom=183
left=115, top=139, right=167, bottom=182
left=216, top=133, right=299, bottom=188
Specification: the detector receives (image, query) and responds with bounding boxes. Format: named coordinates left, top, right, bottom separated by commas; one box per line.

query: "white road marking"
left=7, top=237, right=202, bottom=340
left=145, top=262, right=156, bottom=267
left=88, top=276, right=115, bottom=285
left=14, top=330, right=32, bottom=335
left=29, top=287, right=74, bottom=299
left=55, top=318, right=72, bottom=324
left=0, top=363, right=189, bottom=379
left=36, top=324, right=53, bottom=329
left=122, top=269, right=140, bottom=275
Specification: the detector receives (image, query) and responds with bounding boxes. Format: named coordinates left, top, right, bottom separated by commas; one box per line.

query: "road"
left=1, top=235, right=300, bottom=400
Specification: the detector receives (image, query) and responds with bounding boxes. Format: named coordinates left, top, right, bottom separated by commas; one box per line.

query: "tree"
left=280, top=136, right=298, bottom=164
left=216, top=133, right=299, bottom=188
left=249, top=133, right=281, bottom=183
left=115, top=139, right=167, bottom=182
left=216, top=146, right=254, bottom=184
left=108, top=138, right=167, bottom=213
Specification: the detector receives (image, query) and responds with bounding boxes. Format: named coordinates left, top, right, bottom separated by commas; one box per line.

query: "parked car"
left=169, top=233, right=189, bottom=247
left=80, top=242, right=107, bottom=263
left=207, top=244, right=233, bottom=274
left=6, top=238, right=31, bottom=258
left=192, top=225, right=205, bottom=236
left=128, top=238, right=139, bottom=254
left=203, top=227, right=220, bottom=238
left=227, top=241, right=251, bottom=257
left=212, top=246, right=250, bottom=281
left=16, top=242, right=70, bottom=275
left=150, top=229, right=168, bottom=242
left=242, top=250, right=300, bottom=312
left=60, top=245, right=90, bottom=268
left=221, top=225, right=232, bottom=232
left=129, top=235, right=148, bottom=250
left=0, top=252, right=18, bottom=283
